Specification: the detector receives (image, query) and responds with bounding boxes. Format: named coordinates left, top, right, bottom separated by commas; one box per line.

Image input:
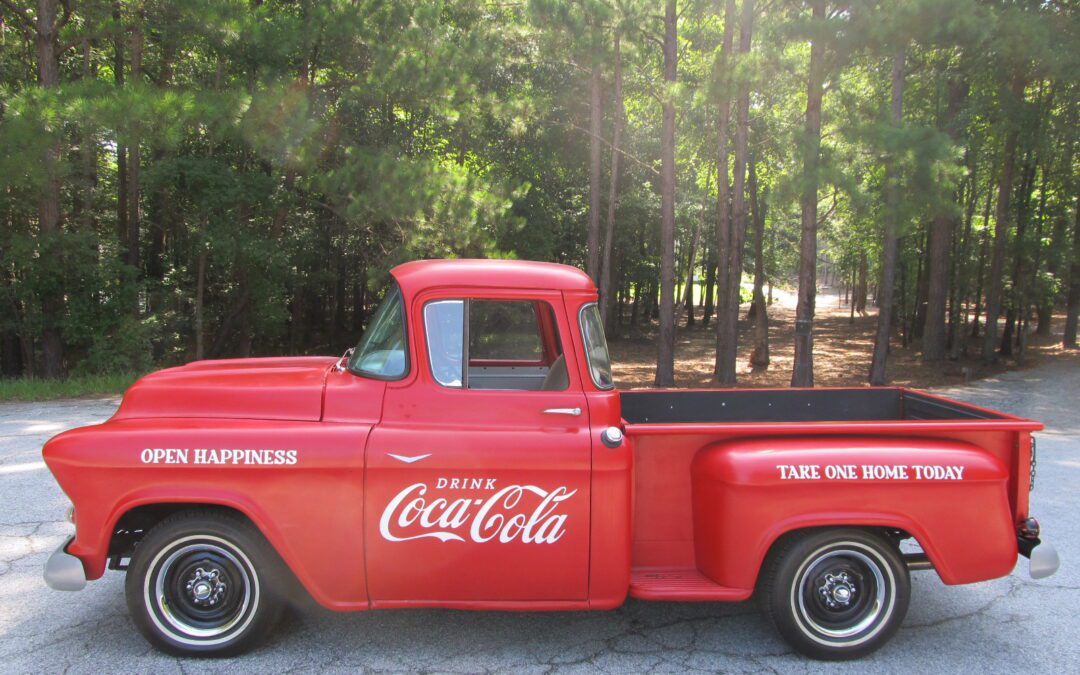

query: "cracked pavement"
left=1, top=358, right=1076, bottom=673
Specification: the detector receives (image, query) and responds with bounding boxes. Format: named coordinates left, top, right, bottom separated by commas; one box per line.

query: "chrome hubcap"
left=819, top=571, right=857, bottom=608
left=185, top=567, right=227, bottom=606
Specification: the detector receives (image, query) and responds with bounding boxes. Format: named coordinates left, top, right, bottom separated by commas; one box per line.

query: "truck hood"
left=112, top=356, right=338, bottom=422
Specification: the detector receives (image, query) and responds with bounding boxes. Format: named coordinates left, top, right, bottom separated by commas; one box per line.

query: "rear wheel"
left=759, top=528, right=910, bottom=660
left=125, top=511, right=284, bottom=657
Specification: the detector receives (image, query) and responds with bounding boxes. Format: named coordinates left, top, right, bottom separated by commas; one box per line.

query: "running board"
left=629, top=567, right=751, bottom=602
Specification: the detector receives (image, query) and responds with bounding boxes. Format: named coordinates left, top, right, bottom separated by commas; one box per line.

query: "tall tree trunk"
left=856, top=252, right=868, bottom=314
left=869, top=47, right=906, bottom=385
left=712, top=0, right=736, bottom=379
left=791, top=0, right=825, bottom=387
left=950, top=158, right=980, bottom=359
left=1005, top=145, right=1039, bottom=357
left=1016, top=89, right=1053, bottom=350
left=1033, top=166, right=1051, bottom=337
left=849, top=265, right=856, bottom=323
left=912, top=230, right=928, bottom=339
left=684, top=168, right=711, bottom=327
left=971, top=169, right=996, bottom=338
left=147, top=43, right=176, bottom=287
left=586, top=58, right=602, bottom=283
left=111, top=3, right=129, bottom=264
left=923, top=78, right=968, bottom=361
left=749, top=151, right=769, bottom=368
left=1065, top=192, right=1080, bottom=348
left=703, top=249, right=716, bottom=328
left=35, top=0, right=65, bottom=378
left=194, top=224, right=208, bottom=361
left=600, top=32, right=624, bottom=333
left=353, top=275, right=367, bottom=332
left=982, top=75, right=1025, bottom=362
left=717, top=0, right=753, bottom=385
left=684, top=220, right=702, bottom=326
left=654, top=0, right=678, bottom=386
left=126, top=14, right=143, bottom=276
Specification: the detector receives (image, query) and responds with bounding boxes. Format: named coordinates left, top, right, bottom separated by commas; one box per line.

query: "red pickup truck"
left=42, top=259, right=1058, bottom=660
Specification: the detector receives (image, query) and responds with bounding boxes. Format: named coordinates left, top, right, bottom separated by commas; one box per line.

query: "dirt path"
left=609, top=285, right=1076, bottom=389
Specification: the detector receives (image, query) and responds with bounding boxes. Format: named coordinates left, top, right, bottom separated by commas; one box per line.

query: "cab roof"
left=390, top=259, right=596, bottom=300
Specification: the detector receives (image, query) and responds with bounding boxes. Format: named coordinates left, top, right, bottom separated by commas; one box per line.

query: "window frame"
left=421, top=296, right=565, bottom=392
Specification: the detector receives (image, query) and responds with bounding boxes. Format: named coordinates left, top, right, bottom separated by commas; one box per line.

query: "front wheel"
left=125, top=511, right=284, bottom=657
left=759, top=528, right=910, bottom=660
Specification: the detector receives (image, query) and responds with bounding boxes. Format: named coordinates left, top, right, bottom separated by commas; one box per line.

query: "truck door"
left=365, top=290, right=592, bottom=603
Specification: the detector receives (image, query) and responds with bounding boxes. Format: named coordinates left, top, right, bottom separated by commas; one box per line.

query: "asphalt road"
left=1, top=358, right=1076, bottom=673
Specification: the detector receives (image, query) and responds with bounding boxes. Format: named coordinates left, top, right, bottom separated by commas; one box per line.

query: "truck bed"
left=620, top=387, right=1040, bottom=601
left=620, top=387, right=1006, bottom=425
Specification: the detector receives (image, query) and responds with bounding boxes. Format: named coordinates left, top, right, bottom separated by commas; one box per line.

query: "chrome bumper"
left=1027, top=540, right=1060, bottom=580
left=44, top=536, right=86, bottom=591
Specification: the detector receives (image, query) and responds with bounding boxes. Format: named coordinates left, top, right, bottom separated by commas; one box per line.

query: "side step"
left=629, top=567, right=751, bottom=602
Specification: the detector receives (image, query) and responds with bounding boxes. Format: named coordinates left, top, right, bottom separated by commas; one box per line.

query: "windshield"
left=348, top=282, right=408, bottom=379
left=579, top=303, right=614, bottom=389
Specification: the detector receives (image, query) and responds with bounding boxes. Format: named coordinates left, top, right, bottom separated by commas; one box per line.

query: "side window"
left=579, top=303, right=614, bottom=389
left=423, top=299, right=566, bottom=391
left=424, top=300, right=465, bottom=387
left=469, top=301, right=543, bottom=362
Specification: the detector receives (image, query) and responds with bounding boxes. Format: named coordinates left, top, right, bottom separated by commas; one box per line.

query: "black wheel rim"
left=167, top=550, right=242, bottom=626
left=793, top=543, right=894, bottom=646
left=144, top=536, right=259, bottom=646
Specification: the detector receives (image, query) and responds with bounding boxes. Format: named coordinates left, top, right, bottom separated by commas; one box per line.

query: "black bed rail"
left=619, top=388, right=1001, bottom=425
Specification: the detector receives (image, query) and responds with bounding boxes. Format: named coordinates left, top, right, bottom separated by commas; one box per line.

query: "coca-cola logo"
left=379, top=478, right=576, bottom=545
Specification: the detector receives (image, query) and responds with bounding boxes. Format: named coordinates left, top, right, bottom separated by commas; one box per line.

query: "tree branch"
left=563, top=120, right=661, bottom=177
left=57, top=0, right=74, bottom=30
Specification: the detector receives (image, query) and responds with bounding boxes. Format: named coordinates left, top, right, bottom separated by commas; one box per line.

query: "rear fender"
left=691, top=436, right=1017, bottom=590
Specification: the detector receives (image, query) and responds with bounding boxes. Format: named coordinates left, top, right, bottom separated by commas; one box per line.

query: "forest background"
left=0, top=0, right=1077, bottom=395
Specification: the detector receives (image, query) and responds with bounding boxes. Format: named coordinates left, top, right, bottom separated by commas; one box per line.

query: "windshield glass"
left=579, top=303, right=614, bottom=389
left=348, top=282, right=407, bottom=379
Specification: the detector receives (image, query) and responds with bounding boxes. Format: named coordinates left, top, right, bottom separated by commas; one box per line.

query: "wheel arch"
left=104, top=494, right=314, bottom=606
left=752, top=516, right=941, bottom=590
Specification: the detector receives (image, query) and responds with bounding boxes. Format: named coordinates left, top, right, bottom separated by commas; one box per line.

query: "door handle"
left=543, top=407, right=581, bottom=416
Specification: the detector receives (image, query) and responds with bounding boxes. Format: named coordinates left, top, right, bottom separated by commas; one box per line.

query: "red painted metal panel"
left=691, top=436, right=1017, bottom=589
left=362, top=286, right=592, bottom=603
left=113, top=356, right=335, bottom=422
left=43, top=418, right=372, bottom=610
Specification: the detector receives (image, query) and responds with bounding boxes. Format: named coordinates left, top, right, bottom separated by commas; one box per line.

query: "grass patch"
left=0, top=372, right=139, bottom=402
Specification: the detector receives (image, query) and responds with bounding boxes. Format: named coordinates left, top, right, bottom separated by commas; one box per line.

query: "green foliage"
left=0, top=373, right=139, bottom=401
left=0, top=0, right=1076, bottom=383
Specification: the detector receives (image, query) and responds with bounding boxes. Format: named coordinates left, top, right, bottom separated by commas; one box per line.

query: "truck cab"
left=42, top=259, right=1058, bottom=661
left=335, top=260, right=630, bottom=606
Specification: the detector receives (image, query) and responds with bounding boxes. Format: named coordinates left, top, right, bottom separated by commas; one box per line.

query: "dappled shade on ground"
left=610, top=287, right=1073, bottom=390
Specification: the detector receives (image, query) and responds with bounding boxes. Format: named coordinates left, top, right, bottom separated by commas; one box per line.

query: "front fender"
left=691, top=436, right=1017, bottom=590
left=43, top=417, right=372, bottom=610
